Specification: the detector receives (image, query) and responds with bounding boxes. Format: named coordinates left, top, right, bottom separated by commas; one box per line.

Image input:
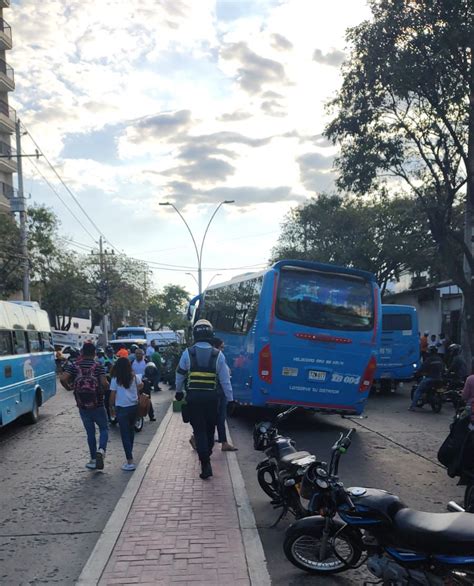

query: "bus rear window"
left=382, top=314, right=412, bottom=331
left=276, top=268, right=374, bottom=331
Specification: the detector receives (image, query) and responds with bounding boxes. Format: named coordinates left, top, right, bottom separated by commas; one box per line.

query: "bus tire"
left=25, top=391, right=41, bottom=424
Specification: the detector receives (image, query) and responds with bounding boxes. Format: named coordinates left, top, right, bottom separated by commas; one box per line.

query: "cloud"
left=297, top=152, right=336, bottom=192
left=261, top=99, right=286, bottom=117
left=127, top=110, right=193, bottom=143
left=312, top=48, right=345, bottom=67
left=271, top=33, right=293, bottom=51
left=218, top=110, right=253, bottom=122
left=161, top=182, right=306, bottom=207
left=220, top=41, right=288, bottom=94
left=163, top=158, right=235, bottom=183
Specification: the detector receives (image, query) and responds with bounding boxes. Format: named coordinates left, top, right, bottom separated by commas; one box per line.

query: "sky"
left=7, top=0, right=372, bottom=296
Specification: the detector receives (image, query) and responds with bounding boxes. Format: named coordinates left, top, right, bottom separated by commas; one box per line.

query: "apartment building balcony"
left=0, top=139, right=16, bottom=172
left=0, top=180, right=16, bottom=199
left=0, top=18, right=12, bottom=50
left=0, top=1, right=11, bottom=8
left=0, top=58, right=14, bottom=91
left=0, top=99, right=15, bottom=133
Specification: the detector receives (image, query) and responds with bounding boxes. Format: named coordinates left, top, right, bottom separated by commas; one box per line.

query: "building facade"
left=0, top=0, right=16, bottom=214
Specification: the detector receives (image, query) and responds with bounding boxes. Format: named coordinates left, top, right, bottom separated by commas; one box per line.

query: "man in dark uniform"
left=175, top=320, right=233, bottom=479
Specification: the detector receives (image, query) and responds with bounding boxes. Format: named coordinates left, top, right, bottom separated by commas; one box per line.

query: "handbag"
left=138, top=392, right=151, bottom=417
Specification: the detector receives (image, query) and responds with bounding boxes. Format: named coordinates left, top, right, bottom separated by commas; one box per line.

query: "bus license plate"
left=308, top=370, right=326, bottom=381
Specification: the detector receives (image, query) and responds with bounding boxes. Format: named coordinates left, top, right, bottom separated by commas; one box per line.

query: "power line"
left=21, top=123, right=118, bottom=252
left=25, top=156, right=98, bottom=244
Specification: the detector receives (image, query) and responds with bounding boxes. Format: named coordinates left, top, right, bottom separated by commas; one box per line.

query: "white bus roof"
left=0, top=300, right=51, bottom=331
left=205, top=269, right=268, bottom=292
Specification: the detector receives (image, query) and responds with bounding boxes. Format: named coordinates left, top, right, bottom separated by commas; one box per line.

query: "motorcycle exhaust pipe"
left=447, top=501, right=465, bottom=512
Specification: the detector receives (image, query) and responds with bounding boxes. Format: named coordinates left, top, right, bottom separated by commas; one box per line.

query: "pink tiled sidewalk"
left=99, top=412, right=251, bottom=585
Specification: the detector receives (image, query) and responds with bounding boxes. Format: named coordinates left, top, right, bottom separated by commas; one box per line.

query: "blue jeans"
left=411, top=377, right=435, bottom=408
left=79, top=406, right=109, bottom=460
left=217, top=392, right=227, bottom=443
left=116, top=405, right=138, bottom=460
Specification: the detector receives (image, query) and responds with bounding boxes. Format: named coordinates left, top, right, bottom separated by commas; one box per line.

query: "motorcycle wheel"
left=284, top=524, right=362, bottom=575
left=431, top=396, right=442, bottom=413
left=134, top=416, right=144, bottom=432
left=257, top=463, right=280, bottom=501
left=464, top=484, right=474, bottom=513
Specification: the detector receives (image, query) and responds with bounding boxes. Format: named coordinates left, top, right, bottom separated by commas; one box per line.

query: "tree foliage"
left=272, top=193, right=446, bottom=295
left=148, top=284, right=189, bottom=330
left=325, top=0, right=474, bottom=348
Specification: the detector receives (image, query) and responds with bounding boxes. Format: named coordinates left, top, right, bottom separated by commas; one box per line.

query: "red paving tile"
left=99, top=413, right=250, bottom=585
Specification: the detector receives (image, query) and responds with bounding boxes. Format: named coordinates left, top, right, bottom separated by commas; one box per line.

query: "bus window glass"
left=0, top=330, right=12, bottom=356
left=13, top=330, right=28, bottom=354
left=276, top=268, right=373, bottom=331
left=382, top=314, right=412, bottom=331
left=41, top=331, right=54, bottom=350
left=28, top=331, right=42, bottom=352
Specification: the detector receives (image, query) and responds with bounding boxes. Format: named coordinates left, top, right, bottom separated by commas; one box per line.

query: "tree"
left=0, top=212, right=22, bottom=298
left=325, top=0, right=474, bottom=352
left=272, top=193, right=443, bottom=295
left=148, top=284, right=190, bottom=330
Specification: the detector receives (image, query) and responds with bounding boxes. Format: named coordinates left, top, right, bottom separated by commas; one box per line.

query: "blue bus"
left=374, top=304, right=420, bottom=391
left=0, top=301, right=56, bottom=426
left=192, top=260, right=381, bottom=415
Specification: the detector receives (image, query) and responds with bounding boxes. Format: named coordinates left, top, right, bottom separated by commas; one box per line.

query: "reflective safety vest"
left=186, top=346, right=219, bottom=392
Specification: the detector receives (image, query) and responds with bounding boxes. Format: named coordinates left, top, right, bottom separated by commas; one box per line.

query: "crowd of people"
left=58, top=327, right=236, bottom=478
left=59, top=339, right=182, bottom=471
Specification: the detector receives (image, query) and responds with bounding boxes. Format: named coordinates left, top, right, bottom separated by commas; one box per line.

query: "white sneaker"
left=86, top=460, right=97, bottom=470
left=121, top=463, right=136, bottom=471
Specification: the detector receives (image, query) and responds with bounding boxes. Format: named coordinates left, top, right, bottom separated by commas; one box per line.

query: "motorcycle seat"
left=279, top=451, right=312, bottom=468
left=394, top=508, right=474, bottom=555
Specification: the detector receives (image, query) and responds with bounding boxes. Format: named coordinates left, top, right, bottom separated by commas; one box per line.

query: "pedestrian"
left=109, top=357, right=143, bottom=471
left=146, top=339, right=156, bottom=360
left=175, top=319, right=233, bottom=479
left=131, top=347, right=147, bottom=377
left=150, top=344, right=164, bottom=391
left=409, top=345, right=444, bottom=411
left=60, top=342, right=109, bottom=470
left=437, top=333, right=447, bottom=362
left=429, top=333, right=438, bottom=350
left=212, top=337, right=237, bottom=451
left=420, top=331, right=429, bottom=361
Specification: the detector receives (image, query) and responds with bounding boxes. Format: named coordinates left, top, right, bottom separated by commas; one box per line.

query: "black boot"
left=200, top=460, right=213, bottom=479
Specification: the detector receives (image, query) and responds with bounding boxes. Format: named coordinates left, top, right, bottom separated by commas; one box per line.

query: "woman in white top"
left=110, top=357, right=143, bottom=471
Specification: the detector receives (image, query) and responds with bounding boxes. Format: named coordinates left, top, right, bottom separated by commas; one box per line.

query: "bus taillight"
left=259, top=344, right=273, bottom=383
left=359, top=355, right=377, bottom=392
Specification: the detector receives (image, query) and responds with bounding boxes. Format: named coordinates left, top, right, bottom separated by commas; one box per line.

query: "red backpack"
left=73, top=360, right=101, bottom=410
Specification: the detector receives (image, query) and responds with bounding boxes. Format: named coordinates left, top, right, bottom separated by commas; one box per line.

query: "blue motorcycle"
left=284, top=429, right=474, bottom=584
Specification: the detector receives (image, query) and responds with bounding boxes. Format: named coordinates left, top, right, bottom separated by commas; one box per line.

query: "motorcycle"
left=284, top=428, right=474, bottom=584
left=411, top=376, right=464, bottom=414
left=253, top=406, right=317, bottom=525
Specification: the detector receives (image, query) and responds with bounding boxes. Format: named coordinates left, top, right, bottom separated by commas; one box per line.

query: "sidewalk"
left=78, top=406, right=270, bottom=585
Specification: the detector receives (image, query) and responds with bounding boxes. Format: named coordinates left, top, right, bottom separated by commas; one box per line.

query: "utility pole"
left=15, top=118, right=29, bottom=301
left=98, top=236, right=109, bottom=345
left=144, top=271, right=148, bottom=327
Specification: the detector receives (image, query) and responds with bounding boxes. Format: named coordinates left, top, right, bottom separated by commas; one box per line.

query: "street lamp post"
left=160, top=201, right=234, bottom=296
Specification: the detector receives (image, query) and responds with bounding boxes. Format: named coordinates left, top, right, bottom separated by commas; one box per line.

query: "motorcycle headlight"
left=316, top=478, right=328, bottom=489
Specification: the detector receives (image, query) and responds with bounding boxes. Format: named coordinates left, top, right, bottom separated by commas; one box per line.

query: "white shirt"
left=132, top=358, right=147, bottom=376
left=110, top=376, right=139, bottom=407
left=146, top=346, right=155, bottom=359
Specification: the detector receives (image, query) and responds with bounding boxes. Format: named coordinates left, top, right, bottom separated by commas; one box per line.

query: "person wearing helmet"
left=116, top=348, right=129, bottom=359
left=447, top=344, right=467, bottom=382
left=409, top=345, right=444, bottom=411
left=175, top=319, right=233, bottom=479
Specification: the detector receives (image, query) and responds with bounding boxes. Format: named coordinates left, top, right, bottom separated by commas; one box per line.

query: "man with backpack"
left=60, top=342, right=109, bottom=470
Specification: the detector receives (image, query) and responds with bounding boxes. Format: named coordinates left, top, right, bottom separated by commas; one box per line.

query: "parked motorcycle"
left=253, top=406, right=317, bottom=525
left=284, top=428, right=474, bottom=584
